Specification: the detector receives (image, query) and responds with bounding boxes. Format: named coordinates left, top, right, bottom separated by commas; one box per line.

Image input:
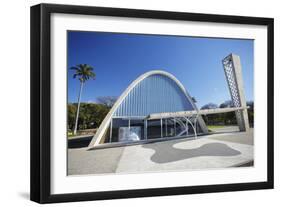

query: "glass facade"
left=103, top=116, right=198, bottom=144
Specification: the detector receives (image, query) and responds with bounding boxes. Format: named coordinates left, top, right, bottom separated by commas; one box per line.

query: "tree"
left=67, top=103, right=110, bottom=131
left=67, top=104, right=77, bottom=130
left=219, top=100, right=233, bottom=108
left=201, top=103, right=218, bottom=110
left=246, top=101, right=254, bottom=110
left=71, top=64, right=96, bottom=135
left=247, top=101, right=254, bottom=127
left=96, top=96, right=118, bottom=108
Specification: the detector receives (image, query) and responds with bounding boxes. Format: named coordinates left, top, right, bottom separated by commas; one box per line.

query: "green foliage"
left=67, top=103, right=110, bottom=130
left=202, top=112, right=237, bottom=126
left=202, top=100, right=254, bottom=126
left=67, top=104, right=77, bottom=130
left=247, top=101, right=254, bottom=127
left=201, top=103, right=218, bottom=109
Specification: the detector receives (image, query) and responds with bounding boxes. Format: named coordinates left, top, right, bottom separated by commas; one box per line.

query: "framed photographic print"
left=30, top=3, right=274, bottom=203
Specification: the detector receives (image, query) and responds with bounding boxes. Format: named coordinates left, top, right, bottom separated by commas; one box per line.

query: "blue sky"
left=67, top=31, right=253, bottom=108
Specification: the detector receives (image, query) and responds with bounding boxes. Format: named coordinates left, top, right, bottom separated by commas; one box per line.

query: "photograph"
left=30, top=3, right=274, bottom=203
left=67, top=31, right=254, bottom=176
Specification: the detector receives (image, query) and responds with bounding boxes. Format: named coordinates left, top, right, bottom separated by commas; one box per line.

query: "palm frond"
left=70, top=66, right=79, bottom=71
left=70, top=64, right=96, bottom=82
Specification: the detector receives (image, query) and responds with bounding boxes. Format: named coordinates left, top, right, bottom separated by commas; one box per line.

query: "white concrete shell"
left=88, top=70, right=208, bottom=149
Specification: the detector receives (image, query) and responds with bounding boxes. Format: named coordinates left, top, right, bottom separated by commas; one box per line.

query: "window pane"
left=130, top=119, right=145, bottom=140
left=147, top=119, right=161, bottom=139
left=164, top=118, right=175, bottom=137
left=111, top=118, right=129, bottom=142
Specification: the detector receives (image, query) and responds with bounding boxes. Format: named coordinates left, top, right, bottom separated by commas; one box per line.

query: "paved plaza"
left=68, top=128, right=253, bottom=175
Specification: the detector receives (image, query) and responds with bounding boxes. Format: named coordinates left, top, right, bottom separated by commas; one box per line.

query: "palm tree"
left=71, top=64, right=96, bottom=135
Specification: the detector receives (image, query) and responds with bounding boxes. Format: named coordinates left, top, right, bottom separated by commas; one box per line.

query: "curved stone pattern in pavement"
left=68, top=130, right=253, bottom=175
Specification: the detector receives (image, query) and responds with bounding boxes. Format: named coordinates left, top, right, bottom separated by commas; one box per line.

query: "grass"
left=207, top=125, right=227, bottom=130
left=68, top=132, right=76, bottom=138
left=67, top=131, right=95, bottom=139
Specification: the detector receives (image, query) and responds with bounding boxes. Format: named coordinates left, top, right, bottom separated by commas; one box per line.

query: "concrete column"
left=144, top=119, right=147, bottom=140
left=222, top=54, right=250, bottom=131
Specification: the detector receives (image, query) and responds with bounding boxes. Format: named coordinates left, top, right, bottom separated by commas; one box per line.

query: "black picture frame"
left=30, top=3, right=274, bottom=204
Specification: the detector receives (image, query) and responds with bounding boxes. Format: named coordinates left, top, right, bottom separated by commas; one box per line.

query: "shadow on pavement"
left=68, top=136, right=92, bottom=149
left=142, top=140, right=241, bottom=164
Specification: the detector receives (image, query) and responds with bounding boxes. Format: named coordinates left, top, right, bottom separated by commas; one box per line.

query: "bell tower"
left=222, top=54, right=250, bottom=131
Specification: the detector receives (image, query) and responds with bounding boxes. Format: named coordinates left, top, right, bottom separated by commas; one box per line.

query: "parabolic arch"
left=88, top=70, right=207, bottom=148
